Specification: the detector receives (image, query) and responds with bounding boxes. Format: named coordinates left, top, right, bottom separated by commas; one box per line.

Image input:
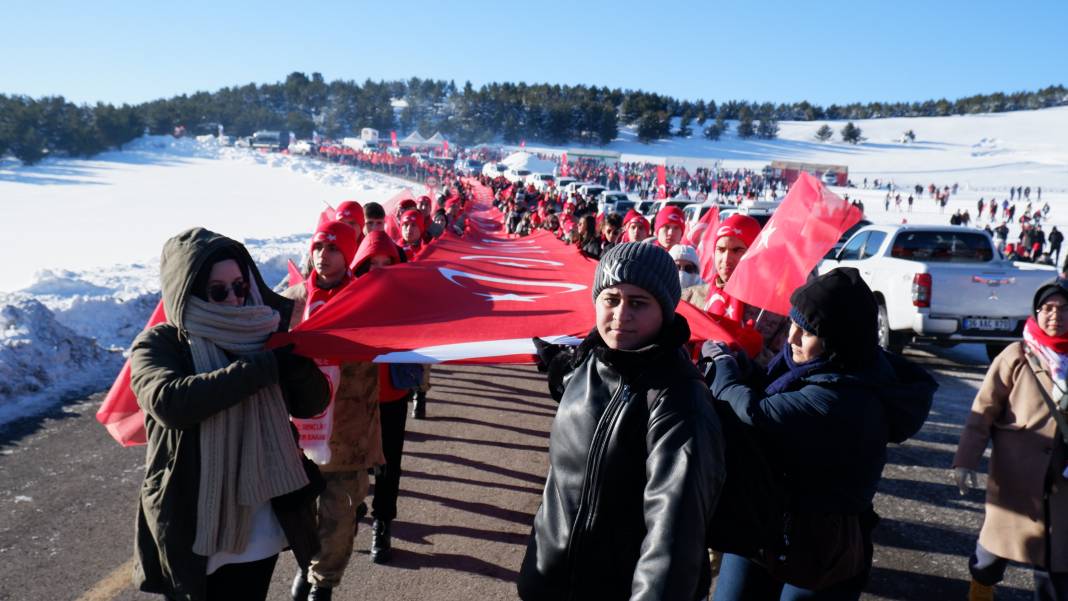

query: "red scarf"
left=1025, top=317, right=1068, bottom=353
left=705, top=280, right=745, bottom=323
left=304, top=272, right=353, bottom=321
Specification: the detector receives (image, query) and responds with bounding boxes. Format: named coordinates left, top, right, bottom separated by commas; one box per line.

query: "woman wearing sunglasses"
left=129, top=228, right=330, bottom=601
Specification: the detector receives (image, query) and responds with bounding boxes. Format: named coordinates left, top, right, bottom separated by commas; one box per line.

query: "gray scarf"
left=184, top=286, right=307, bottom=557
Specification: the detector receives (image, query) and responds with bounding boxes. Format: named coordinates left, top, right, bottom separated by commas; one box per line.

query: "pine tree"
left=676, top=113, right=693, bottom=137
left=736, top=107, right=755, bottom=139
left=815, top=124, right=834, bottom=141
left=841, top=121, right=862, bottom=144
left=757, top=117, right=779, bottom=139
left=703, top=122, right=723, bottom=141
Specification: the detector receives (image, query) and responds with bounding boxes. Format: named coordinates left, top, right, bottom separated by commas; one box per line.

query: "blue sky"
left=4, top=0, right=1065, bottom=107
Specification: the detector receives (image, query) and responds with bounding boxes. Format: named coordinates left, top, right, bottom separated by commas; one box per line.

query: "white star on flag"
left=725, top=304, right=736, bottom=319
left=753, top=223, right=776, bottom=250
left=475, top=293, right=544, bottom=302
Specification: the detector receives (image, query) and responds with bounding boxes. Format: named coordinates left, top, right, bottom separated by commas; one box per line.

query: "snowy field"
left=1, top=106, right=1067, bottom=425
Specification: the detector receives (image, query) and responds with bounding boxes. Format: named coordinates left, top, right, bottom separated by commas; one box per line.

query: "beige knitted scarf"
left=183, top=288, right=308, bottom=557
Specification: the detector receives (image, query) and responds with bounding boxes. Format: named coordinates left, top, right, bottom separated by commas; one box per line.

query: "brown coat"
left=283, top=284, right=385, bottom=473
left=680, top=282, right=789, bottom=368
left=953, top=342, right=1068, bottom=569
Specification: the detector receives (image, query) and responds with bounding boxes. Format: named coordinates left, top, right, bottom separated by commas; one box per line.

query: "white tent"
left=400, top=131, right=429, bottom=147
left=501, top=151, right=557, bottom=175
left=425, top=132, right=447, bottom=144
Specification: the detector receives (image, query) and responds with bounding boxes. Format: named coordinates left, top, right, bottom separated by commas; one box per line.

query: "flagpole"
left=753, top=308, right=766, bottom=329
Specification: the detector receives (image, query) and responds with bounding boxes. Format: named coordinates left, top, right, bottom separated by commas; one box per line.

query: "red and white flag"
left=390, top=131, right=398, bottom=148
left=656, top=165, right=667, bottom=199
left=723, top=173, right=863, bottom=315
left=560, top=152, right=569, bottom=177
left=95, top=299, right=166, bottom=446
left=690, top=204, right=721, bottom=283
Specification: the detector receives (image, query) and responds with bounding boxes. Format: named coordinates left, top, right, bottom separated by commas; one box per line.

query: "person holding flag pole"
left=282, top=220, right=385, bottom=601
left=683, top=212, right=789, bottom=368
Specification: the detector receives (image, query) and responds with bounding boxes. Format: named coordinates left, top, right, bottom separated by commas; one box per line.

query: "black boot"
left=411, top=391, right=426, bottom=419
left=308, top=586, right=333, bottom=601
left=291, top=570, right=311, bottom=601
left=370, top=519, right=392, bottom=564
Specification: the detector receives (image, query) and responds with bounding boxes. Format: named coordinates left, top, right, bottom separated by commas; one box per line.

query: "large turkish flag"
left=724, top=173, right=863, bottom=315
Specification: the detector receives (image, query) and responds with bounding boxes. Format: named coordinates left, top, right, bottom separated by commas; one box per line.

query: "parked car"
left=819, top=224, right=1055, bottom=359
left=597, top=191, right=629, bottom=213
left=455, top=158, right=484, bottom=175
left=823, top=219, right=872, bottom=259
left=289, top=140, right=314, bottom=155
left=822, top=171, right=839, bottom=186
left=555, top=177, right=577, bottom=191
left=250, top=130, right=286, bottom=151
left=527, top=173, right=555, bottom=191
left=482, top=162, right=508, bottom=177
left=578, top=184, right=607, bottom=200
left=505, top=167, right=532, bottom=184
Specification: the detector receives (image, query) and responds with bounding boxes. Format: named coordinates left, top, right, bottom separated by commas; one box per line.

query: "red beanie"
left=654, top=206, right=686, bottom=234
left=312, top=220, right=358, bottom=267
left=398, top=198, right=418, bottom=213
left=400, top=209, right=424, bottom=230
left=353, top=230, right=400, bottom=273
left=336, top=200, right=365, bottom=229
left=623, top=209, right=649, bottom=230
left=714, top=214, right=762, bottom=248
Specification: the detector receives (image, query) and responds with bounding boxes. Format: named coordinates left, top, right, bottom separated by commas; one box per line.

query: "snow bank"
left=0, top=295, right=124, bottom=425
left=0, top=135, right=411, bottom=426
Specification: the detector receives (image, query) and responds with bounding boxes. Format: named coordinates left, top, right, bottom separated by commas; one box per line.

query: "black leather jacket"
left=519, top=316, right=725, bottom=601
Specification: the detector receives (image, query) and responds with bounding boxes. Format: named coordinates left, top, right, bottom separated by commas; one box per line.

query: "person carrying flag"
left=351, top=232, right=413, bottom=565
left=682, top=213, right=789, bottom=368
left=283, top=221, right=385, bottom=601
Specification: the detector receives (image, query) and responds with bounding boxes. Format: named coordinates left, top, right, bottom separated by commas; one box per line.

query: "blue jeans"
left=713, top=553, right=863, bottom=601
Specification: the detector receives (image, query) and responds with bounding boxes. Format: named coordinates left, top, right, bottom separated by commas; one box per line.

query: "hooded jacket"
left=518, top=316, right=725, bottom=601
left=129, top=228, right=329, bottom=601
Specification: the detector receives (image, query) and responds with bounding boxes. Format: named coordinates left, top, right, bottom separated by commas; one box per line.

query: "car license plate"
left=964, top=318, right=1012, bottom=331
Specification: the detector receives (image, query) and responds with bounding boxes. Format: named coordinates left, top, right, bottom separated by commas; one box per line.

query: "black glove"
left=272, top=343, right=317, bottom=379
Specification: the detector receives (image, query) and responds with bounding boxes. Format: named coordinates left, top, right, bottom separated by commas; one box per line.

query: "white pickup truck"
left=820, top=224, right=1055, bottom=360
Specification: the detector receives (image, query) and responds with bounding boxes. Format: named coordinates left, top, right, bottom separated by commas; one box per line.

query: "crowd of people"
left=125, top=156, right=1068, bottom=601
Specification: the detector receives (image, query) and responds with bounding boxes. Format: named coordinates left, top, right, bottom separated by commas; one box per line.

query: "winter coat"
left=518, top=316, right=725, bottom=601
left=130, top=228, right=329, bottom=601
left=680, top=282, right=789, bottom=368
left=282, top=283, right=385, bottom=473
left=710, top=347, right=935, bottom=514
left=953, top=342, right=1068, bottom=570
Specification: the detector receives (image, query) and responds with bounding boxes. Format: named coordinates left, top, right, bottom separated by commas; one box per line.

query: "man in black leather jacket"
left=519, top=242, right=726, bottom=601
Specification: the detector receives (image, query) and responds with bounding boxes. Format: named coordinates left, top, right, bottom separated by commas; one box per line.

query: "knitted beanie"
left=788, top=267, right=878, bottom=368
left=311, top=220, right=359, bottom=267
left=593, top=242, right=681, bottom=324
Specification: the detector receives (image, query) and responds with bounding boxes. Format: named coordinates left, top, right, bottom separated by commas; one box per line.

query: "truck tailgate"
left=930, top=262, right=1052, bottom=319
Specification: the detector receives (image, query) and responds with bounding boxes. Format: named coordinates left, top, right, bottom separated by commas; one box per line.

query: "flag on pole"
left=561, top=152, right=568, bottom=177
left=690, top=205, right=721, bottom=283
left=723, top=173, right=863, bottom=315
left=390, top=131, right=398, bottom=148
left=95, top=300, right=166, bottom=446
left=656, top=165, right=667, bottom=199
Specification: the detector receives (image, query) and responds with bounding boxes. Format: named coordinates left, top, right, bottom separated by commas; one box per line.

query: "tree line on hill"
left=1, top=72, right=1065, bottom=164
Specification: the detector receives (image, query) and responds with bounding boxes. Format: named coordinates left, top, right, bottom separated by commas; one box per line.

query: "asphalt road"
left=0, top=345, right=1038, bottom=600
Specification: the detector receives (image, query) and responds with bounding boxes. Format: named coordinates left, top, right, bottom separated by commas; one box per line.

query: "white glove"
left=954, top=467, right=978, bottom=496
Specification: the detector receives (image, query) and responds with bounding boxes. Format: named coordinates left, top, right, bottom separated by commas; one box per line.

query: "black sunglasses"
left=679, top=264, right=699, bottom=274
left=207, top=280, right=250, bottom=303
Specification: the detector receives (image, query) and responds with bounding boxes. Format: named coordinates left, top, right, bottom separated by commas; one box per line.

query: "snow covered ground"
left=1, top=106, right=1067, bottom=426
